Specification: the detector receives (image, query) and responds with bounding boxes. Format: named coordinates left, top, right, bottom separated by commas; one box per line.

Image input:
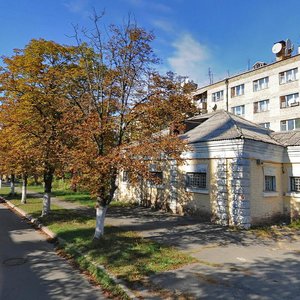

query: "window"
left=265, top=176, right=276, bottom=191
left=122, top=171, right=130, bottom=183
left=280, top=93, right=299, bottom=108
left=212, top=90, right=224, bottom=102
left=253, top=77, right=269, bottom=92
left=291, top=177, right=300, bottom=192
left=148, top=171, right=163, bottom=187
left=279, top=68, right=298, bottom=84
left=259, top=122, right=270, bottom=129
left=186, top=172, right=207, bottom=189
left=280, top=118, right=300, bottom=131
left=231, top=84, right=244, bottom=97
left=254, top=99, right=269, bottom=113
left=231, top=105, right=245, bottom=116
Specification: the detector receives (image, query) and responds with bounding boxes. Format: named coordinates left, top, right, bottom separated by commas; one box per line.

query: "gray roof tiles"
left=182, top=110, right=282, bottom=146
left=271, top=130, right=300, bottom=146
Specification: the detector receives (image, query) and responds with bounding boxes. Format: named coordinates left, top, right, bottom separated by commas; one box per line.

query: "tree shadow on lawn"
left=40, top=210, right=193, bottom=288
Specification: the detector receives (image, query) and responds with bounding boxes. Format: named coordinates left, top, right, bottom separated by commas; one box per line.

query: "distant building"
left=193, top=40, right=300, bottom=132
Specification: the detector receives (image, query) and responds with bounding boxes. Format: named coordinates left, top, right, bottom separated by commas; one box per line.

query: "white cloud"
left=64, top=0, right=90, bottom=16
left=125, top=0, right=172, bottom=13
left=167, top=33, right=211, bottom=85
left=152, top=19, right=174, bottom=33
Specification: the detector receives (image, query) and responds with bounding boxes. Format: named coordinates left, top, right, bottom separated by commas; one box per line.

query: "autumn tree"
left=0, top=39, right=78, bottom=214
left=66, top=14, right=197, bottom=239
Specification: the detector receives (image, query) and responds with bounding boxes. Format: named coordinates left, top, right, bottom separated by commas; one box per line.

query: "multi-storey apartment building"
left=193, top=40, right=300, bottom=132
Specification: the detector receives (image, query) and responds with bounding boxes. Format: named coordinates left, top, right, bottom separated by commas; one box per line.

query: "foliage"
left=0, top=39, right=80, bottom=197
left=65, top=14, right=197, bottom=207
left=0, top=12, right=198, bottom=233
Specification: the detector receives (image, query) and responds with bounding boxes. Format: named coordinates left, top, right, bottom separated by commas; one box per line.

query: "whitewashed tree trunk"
left=21, top=184, right=27, bottom=204
left=41, top=193, right=51, bottom=216
left=21, top=179, right=27, bottom=204
left=94, top=206, right=108, bottom=239
left=0, top=176, right=2, bottom=189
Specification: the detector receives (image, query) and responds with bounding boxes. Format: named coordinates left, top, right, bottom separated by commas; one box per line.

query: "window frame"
left=259, top=122, right=270, bottom=129
left=231, top=84, right=245, bottom=97
left=290, top=177, right=300, bottom=192
left=122, top=171, right=130, bottom=183
left=186, top=172, right=207, bottom=189
left=231, top=105, right=245, bottom=116
left=254, top=99, right=269, bottom=113
left=185, top=171, right=208, bottom=194
left=280, top=93, right=299, bottom=108
left=148, top=171, right=163, bottom=188
left=279, top=68, right=298, bottom=85
left=253, top=77, right=269, bottom=92
left=212, top=90, right=224, bottom=102
left=280, top=118, right=300, bottom=131
left=264, top=175, right=276, bottom=192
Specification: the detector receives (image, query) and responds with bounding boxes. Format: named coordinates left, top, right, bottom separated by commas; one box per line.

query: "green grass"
left=26, top=184, right=135, bottom=209
left=0, top=186, right=195, bottom=298
left=289, top=219, right=300, bottom=229
left=42, top=210, right=195, bottom=285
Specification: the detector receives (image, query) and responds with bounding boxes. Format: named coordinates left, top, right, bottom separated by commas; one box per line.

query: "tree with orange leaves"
left=0, top=39, right=78, bottom=214
left=66, top=14, right=197, bottom=239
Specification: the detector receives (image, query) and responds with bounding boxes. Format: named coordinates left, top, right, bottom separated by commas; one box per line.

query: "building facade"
left=117, top=111, right=300, bottom=228
left=193, top=45, right=300, bottom=132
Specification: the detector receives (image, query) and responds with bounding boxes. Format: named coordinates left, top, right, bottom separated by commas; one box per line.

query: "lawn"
left=25, top=184, right=131, bottom=209
left=0, top=186, right=196, bottom=299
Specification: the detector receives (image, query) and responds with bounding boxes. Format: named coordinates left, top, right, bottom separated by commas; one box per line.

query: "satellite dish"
left=272, top=43, right=282, bottom=54
left=212, top=104, right=217, bottom=111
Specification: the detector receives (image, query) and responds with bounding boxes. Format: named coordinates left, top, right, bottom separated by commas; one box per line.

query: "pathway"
left=0, top=203, right=105, bottom=300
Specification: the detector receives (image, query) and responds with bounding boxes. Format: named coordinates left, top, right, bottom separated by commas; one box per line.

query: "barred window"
left=265, top=175, right=276, bottom=192
left=291, top=177, right=300, bottom=192
left=186, top=172, right=207, bottom=189
left=149, top=171, right=163, bottom=186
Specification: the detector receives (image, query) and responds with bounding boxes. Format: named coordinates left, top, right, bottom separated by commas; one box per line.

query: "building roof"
left=182, top=110, right=282, bottom=145
left=271, top=130, right=300, bottom=146
left=194, top=53, right=300, bottom=92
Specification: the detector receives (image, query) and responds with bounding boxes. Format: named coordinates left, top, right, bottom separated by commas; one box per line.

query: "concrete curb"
left=2, top=197, right=137, bottom=300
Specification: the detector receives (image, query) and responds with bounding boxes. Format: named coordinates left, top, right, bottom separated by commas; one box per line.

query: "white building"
left=193, top=40, right=300, bottom=132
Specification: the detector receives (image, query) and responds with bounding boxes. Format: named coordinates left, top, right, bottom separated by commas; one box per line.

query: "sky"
left=1, top=0, right=300, bottom=86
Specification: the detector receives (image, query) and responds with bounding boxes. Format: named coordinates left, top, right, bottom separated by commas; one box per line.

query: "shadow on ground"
left=106, top=206, right=273, bottom=250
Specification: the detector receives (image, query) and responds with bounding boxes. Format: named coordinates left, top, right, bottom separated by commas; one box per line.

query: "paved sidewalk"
left=13, top=189, right=300, bottom=299
left=0, top=203, right=105, bottom=300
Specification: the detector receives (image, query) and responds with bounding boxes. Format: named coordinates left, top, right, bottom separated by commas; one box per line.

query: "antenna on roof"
left=208, top=68, right=214, bottom=84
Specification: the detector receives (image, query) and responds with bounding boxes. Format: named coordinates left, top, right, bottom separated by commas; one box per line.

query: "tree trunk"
left=34, top=174, right=39, bottom=185
left=21, top=174, right=28, bottom=204
left=10, top=174, right=15, bottom=195
left=41, top=169, right=53, bottom=216
left=93, top=205, right=108, bottom=239
left=93, top=171, right=118, bottom=239
left=0, top=175, right=2, bottom=189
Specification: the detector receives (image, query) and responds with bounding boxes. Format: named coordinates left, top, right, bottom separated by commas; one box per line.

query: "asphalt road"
left=0, top=203, right=105, bottom=300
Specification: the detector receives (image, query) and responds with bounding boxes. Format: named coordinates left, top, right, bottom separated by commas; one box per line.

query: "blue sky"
left=1, top=0, right=300, bottom=86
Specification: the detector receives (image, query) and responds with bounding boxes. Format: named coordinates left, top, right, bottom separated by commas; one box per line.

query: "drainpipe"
left=225, top=78, right=229, bottom=112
